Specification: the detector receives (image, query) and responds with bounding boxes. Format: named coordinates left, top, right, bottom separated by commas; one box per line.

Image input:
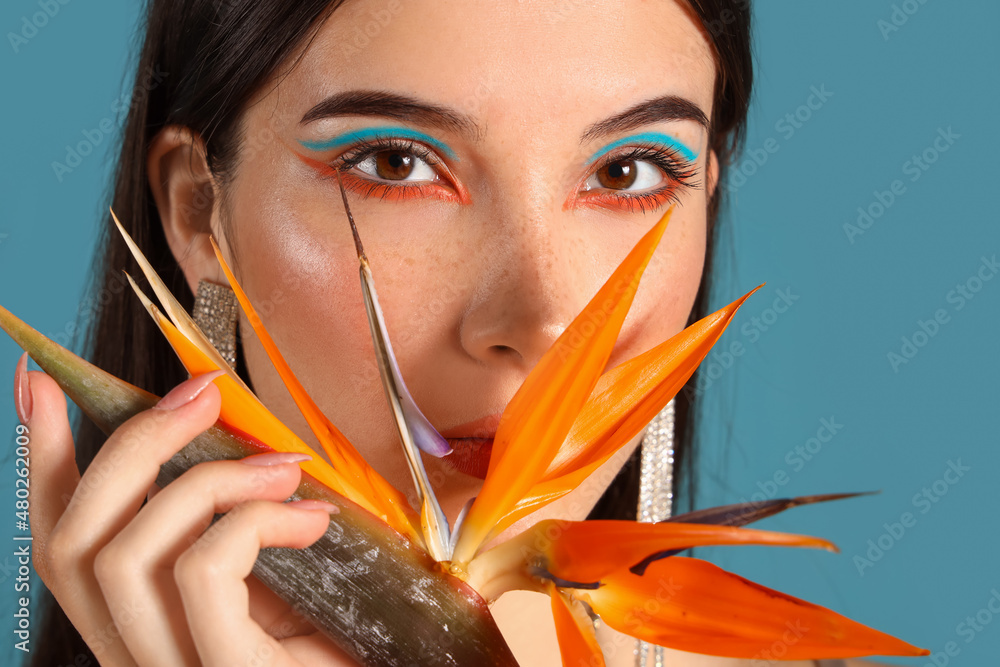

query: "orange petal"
left=577, top=557, right=930, bottom=659
left=548, top=285, right=761, bottom=477
left=131, top=282, right=405, bottom=527
left=140, top=299, right=368, bottom=501
left=539, top=520, right=836, bottom=584
left=487, top=288, right=760, bottom=539
left=112, top=211, right=250, bottom=393
left=209, top=238, right=420, bottom=541
left=452, top=208, right=673, bottom=564
left=548, top=582, right=606, bottom=667
left=118, top=209, right=415, bottom=537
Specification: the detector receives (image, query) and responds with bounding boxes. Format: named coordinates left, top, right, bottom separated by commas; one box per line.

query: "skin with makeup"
left=18, top=1, right=892, bottom=665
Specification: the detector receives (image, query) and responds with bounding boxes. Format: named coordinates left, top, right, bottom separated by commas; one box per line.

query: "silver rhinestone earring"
left=192, top=279, right=240, bottom=369
left=634, top=398, right=676, bottom=667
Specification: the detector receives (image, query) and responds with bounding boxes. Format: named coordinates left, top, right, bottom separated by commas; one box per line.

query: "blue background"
left=0, top=1, right=996, bottom=666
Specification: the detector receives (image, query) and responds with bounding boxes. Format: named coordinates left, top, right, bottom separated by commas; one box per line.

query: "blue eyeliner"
left=299, top=126, right=458, bottom=160
left=587, top=132, right=698, bottom=164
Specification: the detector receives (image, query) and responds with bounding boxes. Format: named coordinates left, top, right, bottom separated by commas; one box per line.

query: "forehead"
left=256, top=0, right=715, bottom=140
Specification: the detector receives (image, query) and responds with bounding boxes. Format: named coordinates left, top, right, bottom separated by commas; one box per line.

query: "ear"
left=705, top=148, right=720, bottom=200
left=146, top=125, right=228, bottom=296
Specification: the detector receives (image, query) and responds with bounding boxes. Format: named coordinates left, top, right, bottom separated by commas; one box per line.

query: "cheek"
left=224, top=181, right=472, bottom=444
left=619, top=208, right=708, bottom=358
left=226, top=149, right=444, bottom=392
left=246, top=219, right=363, bottom=347
left=229, top=190, right=383, bottom=421
left=663, top=209, right=708, bottom=319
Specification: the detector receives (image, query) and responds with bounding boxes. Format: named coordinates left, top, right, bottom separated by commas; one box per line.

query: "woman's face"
left=171, top=0, right=717, bottom=536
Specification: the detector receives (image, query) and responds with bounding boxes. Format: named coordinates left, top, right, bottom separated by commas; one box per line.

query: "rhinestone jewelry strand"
left=634, top=399, right=675, bottom=667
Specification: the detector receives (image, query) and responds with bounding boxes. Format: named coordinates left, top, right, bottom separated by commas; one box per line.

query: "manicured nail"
left=14, top=352, right=32, bottom=425
left=286, top=499, right=340, bottom=514
left=240, top=452, right=313, bottom=466
left=154, top=370, right=227, bottom=411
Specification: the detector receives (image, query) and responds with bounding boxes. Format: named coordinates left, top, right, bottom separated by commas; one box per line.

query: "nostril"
left=489, top=344, right=524, bottom=363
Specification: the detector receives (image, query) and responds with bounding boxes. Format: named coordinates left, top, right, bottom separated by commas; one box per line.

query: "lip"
left=442, top=437, right=494, bottom=479
left=439, top=413, right=502, bottom=480
left=438, top=413, right=503, bottom=439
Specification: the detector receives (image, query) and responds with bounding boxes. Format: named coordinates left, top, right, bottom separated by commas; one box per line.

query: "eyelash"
left=586, top=144, right=700, bottom=213
left=325, top=137, right=700, bottom=211
left=329, top=137, right=455, bottom=203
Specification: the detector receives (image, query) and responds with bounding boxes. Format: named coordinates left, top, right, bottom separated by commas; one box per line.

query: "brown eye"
left=353, top=148, right=437, bottom=182
left=584, top=156, right=666, bottom=195
left=374, top=151, right=415, bottom=180
left=596, top=160, right=638, bottom=189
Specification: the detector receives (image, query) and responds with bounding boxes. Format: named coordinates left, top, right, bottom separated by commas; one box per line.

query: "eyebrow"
left=579, top=95, right=710, bottom=143
left=300, top=90, right=483, bottom=140
left=300, top=90, right=709, bottom=145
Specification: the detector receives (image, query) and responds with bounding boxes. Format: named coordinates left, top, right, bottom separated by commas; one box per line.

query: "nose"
left=458, top=203, right=597, bottom=374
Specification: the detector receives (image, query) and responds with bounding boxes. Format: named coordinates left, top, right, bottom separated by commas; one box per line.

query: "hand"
left=20, top=360, right=360, bottom=666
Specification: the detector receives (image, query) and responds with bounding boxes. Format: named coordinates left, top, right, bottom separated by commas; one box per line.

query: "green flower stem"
left=0, top=302, right=518, bottom=666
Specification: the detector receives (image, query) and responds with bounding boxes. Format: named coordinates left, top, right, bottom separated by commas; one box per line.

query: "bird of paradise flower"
left=0, top=184, right=929, bottom=665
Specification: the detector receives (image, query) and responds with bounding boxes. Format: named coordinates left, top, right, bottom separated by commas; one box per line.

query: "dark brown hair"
left=31, top=0, right=752, bottom=664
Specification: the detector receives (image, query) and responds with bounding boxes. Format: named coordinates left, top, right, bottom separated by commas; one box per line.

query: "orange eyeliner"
left=573, top=188, right=681, bottom=214
left=290, top=143, right=471, bottom=205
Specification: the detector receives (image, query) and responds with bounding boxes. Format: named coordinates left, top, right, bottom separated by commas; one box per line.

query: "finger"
left=279, top=631, right=360, bottom=665
left=146, top=480, right=161, bottom=503
left=247, top=575, right=322, bottom=639
left=21, top=364, right=137, bottom=666
left=51, top=370, right=225, bottom=559
left=22, top=364, right=81, bottom=572
left=114, top=454, right=309, bottom=559
left=175, top=500, right=335, bottom=666
left=96, top=455, right=309, bottom=667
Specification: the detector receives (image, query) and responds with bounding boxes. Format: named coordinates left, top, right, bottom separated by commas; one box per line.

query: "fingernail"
left=286, top=499, right=340, bottom=514
left=14, top=352, right=32, bottom=425
left=154, top=370, right=226, bottom=411
left=240, top=452, right=313, bottom=466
